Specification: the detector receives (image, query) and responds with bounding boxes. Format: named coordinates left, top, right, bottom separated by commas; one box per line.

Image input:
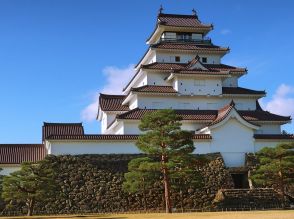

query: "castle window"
left=175, top=56, right=181, bottom=62
left=202, top=57, right=207, bottom=63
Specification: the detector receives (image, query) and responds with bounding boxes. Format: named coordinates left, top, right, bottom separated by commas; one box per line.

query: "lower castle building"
left=1, top=10, right=293, bottom=186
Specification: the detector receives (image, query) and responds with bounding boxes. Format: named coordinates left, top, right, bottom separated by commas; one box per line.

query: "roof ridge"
left=43, top=122, right=83, bottom=126
left=158, top=13, right=199, bottom=18
left=99, top=93, right=126, bottom=98
left=0, top=144, right=43, bottom=146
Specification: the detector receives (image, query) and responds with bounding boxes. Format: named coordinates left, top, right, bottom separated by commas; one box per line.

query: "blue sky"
left=0, top=0, right=293, bottom=143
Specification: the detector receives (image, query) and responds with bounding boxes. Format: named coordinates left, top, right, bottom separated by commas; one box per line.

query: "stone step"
left=212, top=188, right=285, bottom=209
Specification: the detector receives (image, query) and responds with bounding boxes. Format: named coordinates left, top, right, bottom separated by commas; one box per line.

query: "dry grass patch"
left=1, top=210, right=294, bottom=219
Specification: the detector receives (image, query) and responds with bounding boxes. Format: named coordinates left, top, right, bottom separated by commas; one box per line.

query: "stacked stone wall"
left=2, top=153, right=234, bottom=214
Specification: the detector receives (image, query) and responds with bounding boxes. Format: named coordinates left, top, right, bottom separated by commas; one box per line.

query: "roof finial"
left=159, top=5, right=164, bottom=14
left=192, top=8, right=199, bottom=19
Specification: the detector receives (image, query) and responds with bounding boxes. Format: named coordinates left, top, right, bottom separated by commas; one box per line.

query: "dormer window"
left=176, top=33, right=192, bottom=41
left=202, top=57, right=207, bottom=63
left=175, top=56, right=181, bottom=62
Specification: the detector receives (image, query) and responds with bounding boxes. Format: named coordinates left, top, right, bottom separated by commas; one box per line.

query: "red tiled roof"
left=222, top=87, right=266, bottom=95
left=117, top=108, right=217, bottom=120
left=209, top=101, right=235, bottom=126
left=151, top=42, right=229, bottom=52
left=158, top=13, right=212, bottom=28
left=141, top=62, right=246, bottom=73
left=142, top=62, right=186, bottom=70
left=46, top=134, right=212, bottom=140
left=46, top=134, right=139, bottom=140
left=115, top=108, right=291, bottom=123
left=239, top=111, right=291, bottom=122
left=254, top=134, right=294, bottom=140
left=204, top=64, right=246, bottom=72
left=42, top=122, right=84, bottom=141
left=0, top=144, right=47, bottom=164
left=131, top=85, right=177, bottom=93
left=99, top=94, right=129, bottom=111
left=172, top=70, right=228, bottom=75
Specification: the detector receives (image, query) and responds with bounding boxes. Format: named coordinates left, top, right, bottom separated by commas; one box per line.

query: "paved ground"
left=2, top=210, right=294, bottom=219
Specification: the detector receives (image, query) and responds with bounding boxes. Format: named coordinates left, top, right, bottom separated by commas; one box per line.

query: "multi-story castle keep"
left=0, top=10, right=293, bottom=175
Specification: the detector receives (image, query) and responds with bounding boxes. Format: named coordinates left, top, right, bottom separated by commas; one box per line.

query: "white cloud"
left=81, top=64, right=135, bottom=122
left=261, top=84, right=294, bottom=118
left=220, top=29, right=232, bottom=35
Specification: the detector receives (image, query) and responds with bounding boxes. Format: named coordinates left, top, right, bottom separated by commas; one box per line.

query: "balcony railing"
left=160, top=37, right=211, bottom=44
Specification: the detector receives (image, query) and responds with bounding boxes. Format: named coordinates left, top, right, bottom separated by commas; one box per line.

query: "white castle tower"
left=1, top=9, right=294, bottom=176
left=30, top=9, right=291, bottom=170
left=94, top=9, right=293, bottom=167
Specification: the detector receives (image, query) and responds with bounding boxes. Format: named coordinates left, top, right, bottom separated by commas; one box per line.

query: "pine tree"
left=122, top=157, right=160, bottom=211
left=251, top=142, right=294, bottom=206
left=0, top=168, right=5, bottom=212
left=136, top=109, right=195, bottom=213
left=170, top=155, right=205, bottom=212
left=2, top=158, right=57, bottom=216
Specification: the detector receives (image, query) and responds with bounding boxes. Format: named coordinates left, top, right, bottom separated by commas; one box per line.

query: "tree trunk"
left=180, top=190, right=184, bottom=213
left=278, top=163, right=286, bottom=208
left=162, top=155, right=172, bottom=213
left=142, top=179, right=147, bottom=212
left=27, top=197, right=35, bottom=216
left=248, top=170, right=254, bottom=189
left=278, top=157, right=287, bottom=208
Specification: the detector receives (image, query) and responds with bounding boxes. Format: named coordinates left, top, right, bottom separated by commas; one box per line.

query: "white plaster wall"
left=173, top=79, right=178, bottom=91
left=143, top=52, right=156, bottom=65
left=50, top=141, right=141, bottom=155
left=124, top=121, right=141, bottom=134
left=254, top=124, right=281, bottom=134
left=176, top=77, right=222, bottom=96
left=0, top=166, right=21, bottom=175
left=210, top=118, right=255, bottom=167
left=102, top=113, right=121, bottom=134
left=132, top=71, right=148, bottom=88
left=101, top=112, right=107, bottom=133
left=147, top=72, right=171, bottom=86
left=155, top=52, right=221, bottom=64
left=49, top=140, right=212, bottom=158
left=233, top=98, right=256, bottom=110
left=109, top=121, right=124, bottom=135
left=193, top=141, right=212, bottom=154
left=136, top=95, right=256, bottom=111
left=122, top=120, right=204, bottom=134
left=222, top=77, right=239, bottom=87
left=107, top=114, right=116, bottom=127
left=181, top=123, right=203, bottom=131
left=129, top=95, right=138, bottom=110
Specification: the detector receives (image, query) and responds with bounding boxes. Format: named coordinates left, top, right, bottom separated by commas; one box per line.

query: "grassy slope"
left=1, top=210, right=294, bottom=219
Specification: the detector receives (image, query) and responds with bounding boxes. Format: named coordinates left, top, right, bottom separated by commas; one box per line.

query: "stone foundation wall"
left=212, top=188, right=284, bottom=209
left=2, top=153, right=234, bottom=214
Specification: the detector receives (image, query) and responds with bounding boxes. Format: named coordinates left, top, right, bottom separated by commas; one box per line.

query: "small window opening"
left=202, top=57, right=207, bottom=63
left=175, top=56, right=181, bottom=62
